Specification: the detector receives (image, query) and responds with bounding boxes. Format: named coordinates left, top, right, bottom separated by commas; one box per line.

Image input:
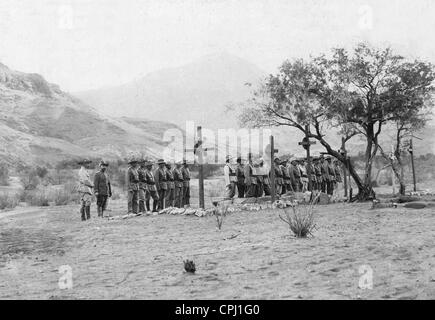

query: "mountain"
left=75, top=52, right=266, bottom=130
left=0, top=62, right=180, bottom=167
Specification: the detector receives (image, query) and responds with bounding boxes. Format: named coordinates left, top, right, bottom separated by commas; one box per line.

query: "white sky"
left=1, top=0, right=435, bottom=92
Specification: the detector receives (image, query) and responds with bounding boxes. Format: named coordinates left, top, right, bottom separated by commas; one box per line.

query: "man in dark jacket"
left=181, top=160, right=190, bottom=207
left=93, top=160, right=112, bottom=218
left=127, top=156, right=139, bottom=214
left=154, top=159, right=167, bottom=210
left=235, top=156, right=245, bottom=198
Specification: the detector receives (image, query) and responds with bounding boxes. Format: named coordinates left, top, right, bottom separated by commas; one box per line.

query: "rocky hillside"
left=0, top=63, right=180, bottom=167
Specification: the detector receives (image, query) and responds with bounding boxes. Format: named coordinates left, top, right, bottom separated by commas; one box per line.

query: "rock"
left=317, top=192, right=330, bottom=205
left=403, top=202, right=430, bottom=209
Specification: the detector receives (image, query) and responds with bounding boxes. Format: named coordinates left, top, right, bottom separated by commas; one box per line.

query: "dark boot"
left=146, top=200, right=150, bottom=212
left=86, top=206, right=91, bottom=220
left=80, top=206, right=86, bottom=221
left=152, top=201, right=158, bottom=212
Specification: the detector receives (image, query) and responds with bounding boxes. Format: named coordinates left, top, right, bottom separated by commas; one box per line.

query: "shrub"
left=0, top=193, right=19, bottom=210
left=279, top=195, right=318, bottom=238
left=23, top=189, right=50, bottom=207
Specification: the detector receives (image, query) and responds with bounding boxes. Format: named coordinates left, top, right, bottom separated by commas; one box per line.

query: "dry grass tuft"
left=279, top=194, right=319, bottom=238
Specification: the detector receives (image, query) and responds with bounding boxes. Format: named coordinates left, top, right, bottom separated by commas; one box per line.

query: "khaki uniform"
left=173, top=167, right=184, bottom=208
left=155, top=167, right=167, bottom=210
left=165, top=167, right=175, bottom=207
left=137, top=166, right=147, bottom=213
left=127, top=165, right=139, bottom=213
left=145, top=168, right=159, bottom=212
left=93, top=170, right=111, bottom=216
left=78, top=166, right=93, bottom=220
left=181, top=166, right=190, bottom=206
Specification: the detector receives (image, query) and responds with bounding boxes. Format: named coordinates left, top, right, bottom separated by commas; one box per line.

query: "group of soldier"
left=76, top=157, right=191, bottom=221
left=126, top=157, right=191, bottom=214
left=224, top=154, right=343, bottom=199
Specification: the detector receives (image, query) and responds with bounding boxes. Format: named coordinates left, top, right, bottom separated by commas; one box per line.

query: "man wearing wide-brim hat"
left=144, top=160, right=159, bottom=212
left=223, top=155, right=236, bottom=199
left=181, top=159, right=191, bottom=207
left=154, top=159, right=167, bottom=210
left=93, top=160, right=112, bottom=218
left=127, top=155, right=140, bottom=214
left=77, top=159, right=94, bottom=221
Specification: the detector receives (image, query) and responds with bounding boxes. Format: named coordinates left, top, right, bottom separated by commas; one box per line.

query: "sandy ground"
left=1, top=197, right=435, bottom=300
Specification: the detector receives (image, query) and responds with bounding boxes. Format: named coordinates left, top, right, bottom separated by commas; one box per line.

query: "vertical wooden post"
left=409, top=138, right=417, bottom=192
left=197, top=126, right=205, bottom=209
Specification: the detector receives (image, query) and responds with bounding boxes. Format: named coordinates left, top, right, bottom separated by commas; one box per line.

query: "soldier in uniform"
left=154, top=159, right=167, bottom=210
left=173, top=161, right=184, bottom=208
left=327, top=157, right=336, bottom=195
left=144, top=160, right=159, bottom=213
left=137, top=158, right=147, bottom=214
left=288, top=158, right=300, bottom=192
left=78, top=159, right=93, bottom=221
left=299, top=159, right=308, bottom=192
left=223, top=155, right=237, bottom=199
left=93, top=160, right=112, bottom=218
left=235, top=156, right=245, bottom=198
left=243, top=154, right=257, bottom=198
left=314, top=158, right=323, bottom=191
left=320, top=156, right=329, bottom=193
left=260, top=159, right=271, bottom=196
left=181, top=160, right=190, bottom=207
left=127, top=156, right=140, bottom=214
left=333, top=159, right=343, bottom=196
left=280, top=159, right=290, bottom=194
left=165, top=161, right=175, bottom=207
left=273, top=157, right=283, bottom=195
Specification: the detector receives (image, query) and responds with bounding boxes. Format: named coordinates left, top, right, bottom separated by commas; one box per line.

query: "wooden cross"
left=184, top=126, right=215, bottom=209
left=268, top=135, right=279, bottom=202
left=298, top=125, right=316, bottom=191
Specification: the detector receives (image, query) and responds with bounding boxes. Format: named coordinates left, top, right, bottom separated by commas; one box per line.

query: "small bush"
left=279, top=195, right=318, bottom=238
left=0, top=193, right=19, bottom=210
left=23, top=189, right=50, bottom=207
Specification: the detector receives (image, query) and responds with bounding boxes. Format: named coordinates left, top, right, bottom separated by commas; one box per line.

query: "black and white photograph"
left=1, top=0, right=435, bottom=304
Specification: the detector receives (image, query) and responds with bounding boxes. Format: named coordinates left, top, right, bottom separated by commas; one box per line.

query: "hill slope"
left=75, top=52, right=266, bottom=130
left=0, top=63, right=180, bottom=167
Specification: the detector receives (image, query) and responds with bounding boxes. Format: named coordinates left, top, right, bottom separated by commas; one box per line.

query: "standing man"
left=181, top=160, right=190, bottom=207
left=244, top=153, right=257, bottom=198
left=173, top=161, right=184, bottom=208
left=223, top=156, right=236, bottom=199
left=288, top=158, right=300, bottom=192
left=144, top=160, right=159, bottom=213
left=165, top=161, right=175, bottom=207
left=280, top=159, right=290, bottom=194
left=314, top=158, right=323, bottom=192
left=235, top=156, right=245, bottom=198
left=273, top=157, right=283, bottom=196
left=137, top=158, right=147, bottom=214
left=327, top=157, right=336, bottom=196
left=299, top=159, right=308, bottom=192
left=334, top=159, right=343, bottom=196
left=93, top=160, right=112, bottom=218
left=261, top=159, right=271, bottom=196
left=127, top=156, right=140, bottom=214
left=78, top=159, right=93, bottom=221
left=154, top=159, right=167, bottom=210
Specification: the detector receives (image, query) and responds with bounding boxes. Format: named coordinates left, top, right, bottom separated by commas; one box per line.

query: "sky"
left=1, top=0, right=435, bottom=92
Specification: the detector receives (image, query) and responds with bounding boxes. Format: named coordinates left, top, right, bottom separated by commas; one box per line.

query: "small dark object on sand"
left=184, top=260, right=196, bottom=273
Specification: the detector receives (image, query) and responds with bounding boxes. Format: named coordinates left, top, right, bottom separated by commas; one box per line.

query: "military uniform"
left=235, top=162, right=245, bottom=198
left=273, top=161, right=283, bottom=195
left=127, top=160, right=140, bottom=214
left=262, top=165, right=271, bottom=196
left=314, top=161, right=323, bottom=191
left=327, top=159, right=336, bottom=195
left=154, top=160, right=167, bottom=210
left=173, top=164, right=184, bottom=208
left=165, top=164, right=175, bottom=207
left=78, top=160, right=93, bottom=221
left=280, top=162, right=290, bottom=194
left=181, top=163, right=190, bottom=207
left=93, top=160, right=111, bottom=217
left=144, top=163, right=159, bottom=212
left=288, top=160, right=301, bottom=192
left=244, top=161, right=257, bottom=198
left=224, top=161, right=237, bottom=199
left=137, top=161, right=147, bottom=213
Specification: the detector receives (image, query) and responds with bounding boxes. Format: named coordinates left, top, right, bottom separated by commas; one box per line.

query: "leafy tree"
left=239, top=43, right=434, bottom=200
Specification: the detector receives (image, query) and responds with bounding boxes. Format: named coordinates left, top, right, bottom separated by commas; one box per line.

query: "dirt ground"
left=1, top=198, right=435, bottom=300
